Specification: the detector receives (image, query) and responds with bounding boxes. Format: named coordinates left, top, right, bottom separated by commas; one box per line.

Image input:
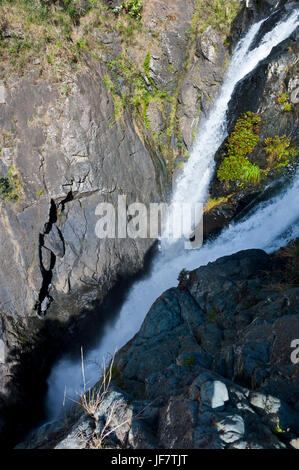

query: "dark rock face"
left=18, top=247, right=299, bottom=449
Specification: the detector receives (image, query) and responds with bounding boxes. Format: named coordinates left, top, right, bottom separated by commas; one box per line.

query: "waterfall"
left=45, top=9, right=299, bottom=419
left=167, top=8, right=299, bottom=236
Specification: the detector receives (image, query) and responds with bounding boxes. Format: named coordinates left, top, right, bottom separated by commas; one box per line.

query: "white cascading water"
left=169, top=8, right=299, bottom=217
left=46, top=10, right=299, bottom=419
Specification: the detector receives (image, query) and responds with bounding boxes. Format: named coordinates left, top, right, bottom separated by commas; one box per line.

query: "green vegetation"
left=218, top=156, right=261, bottom=186
left=113, top=0, right=143, bottom=21
left=104, top=73, right=125, bottom=124
left=204, top=196, right=229, bottom=212
left=0, top=166, right=22, bottom=201
left=124, top=0, right=143, bottom=21
left=0, top=0, right=88, bottom=77
left=208, top=308, right=218, bottom=322
left=277, top=93, right=289, bottom=105
left=0, top=0, right=145, bottom=78
left=224, top=112, right=261, bottom=159
left=265, top=135, right=297, bottom=169
left=183, top=356, right=195, bottom=366
left=283, top=103, right=292, bottom=112
left=218, top=110, right=298, bottom=189
left=273, top=422, right=285, bottom=435
left=36, top=188, right=44, bottom=197
left=277, top=93, right=292, bottom=112
left=217, top=112, right=262, bottom=186
left=0, top=0, right=245, bottom=178
left=104, top=52, right=172, bottom=132
left=143, top=50, right=151, bottom=75
left=188, top=0, right=242, bottom=40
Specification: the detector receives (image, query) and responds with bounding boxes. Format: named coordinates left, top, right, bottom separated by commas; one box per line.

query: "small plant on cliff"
left=189, top=0, right=241, bottom=39
left=208, top=308, right=218, bottom=322
left=183, top=356, right=195, bottom=366
left=0, top=166, right=22, bottom=201
left=277, top=93, right=289, bottom=105
left=217, top=112, right=262, bottom=187
left=264, top=135, right=297, bottom=169
left=283, top=103, right=292, bottom=112
left=225, top=111, right=261, bottom=158
left=273, top=422, right=285, bottom=435
left=218, top=156, right=261, bottom=186
left=143, top=51, right=151, bottom=75
left=204, top=196, right=229, bottom=212
left=124, top=0, right=143, bottom=20
left=277, top=93, right=292, bottom=112
left=72, top=349, right=132, bottom=449
left=114, top=0, right=143, bottom=21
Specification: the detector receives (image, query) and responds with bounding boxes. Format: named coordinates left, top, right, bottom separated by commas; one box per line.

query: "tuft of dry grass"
left=73, top=347, right=114, bottom=416
left=71, top=348, right=132, bottom=449
left=204, top=195, right=229, bottom=213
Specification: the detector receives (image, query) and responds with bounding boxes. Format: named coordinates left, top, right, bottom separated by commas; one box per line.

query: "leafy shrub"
left=265, top=135, right=297, bottom=169
left=0, top=166, right=22, bottom=201
left=114, top=0, right=143, bottom=20
left=225, top=111, right=261, bottom=158
left=217, top=112, right=261, bottom=186
left=124, top=0, right=143, bottom=20
left=189, top=0, right=241, bottom=39
left=283, top=103, right=292, bottom=112
left=218, top=155, right=261, bottom=186
left=183, top=356, right=195, bottom=366
left=277, top=93, right=292, bottom=112
left=277, top=93, right=289, bottom=105
left=204, top=196, right=229, bottom=212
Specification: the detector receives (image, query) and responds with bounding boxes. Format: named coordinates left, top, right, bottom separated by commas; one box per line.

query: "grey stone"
left=41, top=247, right=52, bottom=272
left=0, top=83, right=6, bottom=104
left=216, top=415, right=245, bottom=443
left=198, top=26, right=219, bottom=64
left=290, top=438, right=299, bottom=450
left=201, top=380, right=229, bottom=409
left=44, top=225, right=65, bottom=258
left=0, top=340, right=5, bottom=364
